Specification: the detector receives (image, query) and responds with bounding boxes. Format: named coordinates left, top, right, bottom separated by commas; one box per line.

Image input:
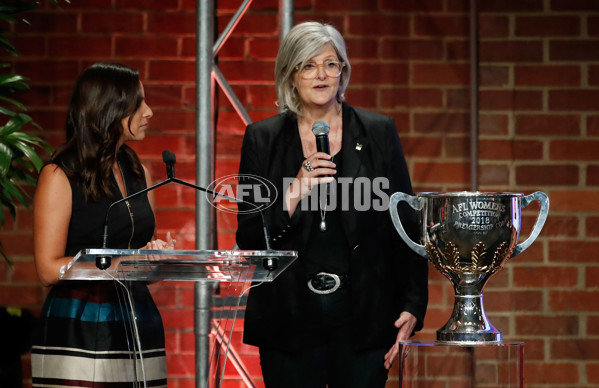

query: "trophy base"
left=436, top=330, right=502, bottom=345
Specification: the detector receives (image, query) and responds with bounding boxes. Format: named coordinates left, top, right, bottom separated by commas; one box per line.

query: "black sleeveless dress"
left=31, top=153, right=167, bottom=387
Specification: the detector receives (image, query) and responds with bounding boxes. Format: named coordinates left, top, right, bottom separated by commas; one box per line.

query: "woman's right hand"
left=285, top=152, right=336, bottom=217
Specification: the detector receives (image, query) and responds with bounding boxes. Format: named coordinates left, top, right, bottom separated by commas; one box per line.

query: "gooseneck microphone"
left=97, top=150, right=275, bottom=271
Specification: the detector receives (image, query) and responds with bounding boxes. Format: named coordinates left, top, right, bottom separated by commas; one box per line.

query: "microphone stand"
left=97, top=163, right=276, bottom=271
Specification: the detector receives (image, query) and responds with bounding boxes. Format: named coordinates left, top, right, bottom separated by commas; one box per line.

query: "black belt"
left=307, top=272, right=350, bottom=295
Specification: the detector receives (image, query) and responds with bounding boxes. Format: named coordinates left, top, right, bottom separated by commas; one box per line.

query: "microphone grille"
left=312, top=120, right=330, bottom=136
left=162, top=149, right=177, bottom=164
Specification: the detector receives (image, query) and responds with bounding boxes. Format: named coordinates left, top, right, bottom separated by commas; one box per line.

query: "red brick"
left=218, top=61, right=275, bottom=83
left=115, top=0, right=182, bottom=10
left=149, top=61, right=196, bottom=82
left=480, top=114, right=509, bottom=135
left=551, top=139, right=599, bottom=160
left=15, top=60, right=80, bottom=83
left=248, top=37, right=278, bottom=60
left=0, top=285, right=43, bottom=306
left=550, top=40, right=599, bottom=61
left=589, top=363, right=599, bottom=385
left=413, top=162, right=470, bottom=184
left=48, top=36, right=112, bottom=57
left=216, top=134, right=243, bottom=158
left=514, top=266, right=578, bottom=287
left=227, top=14, right=277, bottom=36
left=8, top=260, right=39, bottom=283
left=115, top=36, right=179, bottom=57
left=8, top=36, right=45, bottom=56
left=515, top=315, right=579, bottom=335
left=590, top=316, right=599, bottom=335
left=550, top=190, right=599, bottom=212
left=380, top=88, right=443, bottom=109
left=148, top=13, right=196, bottom=34
left=549, top=241, right=599, bottom=263
left=480, top=41, right=543, bottom=62
left=550, top=90, right=599, bottom=111
left=247, top=85, right=277, bottom=109
left=526, top=362, right=580, bottom=384
left=15, top=12, right=78, bottom=34
left=485, top=290, right=543, bottom=312
left=479, top=139, right=543, bottom=160
left=480, top=66, right=510, bottom=87
left=516, top=16, right=580, bottom=36
left=479, top=16, right=510, bottom=38
left=479, top=165, right=509, bottom=186
left=446, top=40, right=470, bottom=60
left=52, top=0, right=109, bottom=9
left=516, top=165, right=578, bottom=186
left=444, top=137, right=469, bottom=158
left=381, top=39, right=444, bottom=61
left=541, top=215, right=579, bottom=237
left=81, top=12, right=144, bottom=33
left=315, top=0, right=378, bottom=11
left=413, top=64, right=470, bottom=85
left=381, top=0, right=443, bottom=11
left=351, top=63, right=409, bottom=85
left=590, top=65, right=599, bottom=85
left=591, top=17, right=599, bottom=36
left=401, top=137, right=443, bottom=158
left=166, top=353, right=195, bottom=376
left=414, top=113, right=469, bottom=134
left=480, top=90, right=543, bottom=110
left=479, top=0, right=544, bottom=12
left=217, top=111, right=250, bottom=135
left=551, top=0, right=599, bottom=11
left=414, top=16, right=469, bottom=37
left=589, top=115, right=599, bottom=135
left=346, top=87, right=377, bottom=110
left=348, top=15, right=410, bottom=37
left=146, top=111, right=196, bottom=132
left=586, top=216, right=599, bottom=236
left=553, top=339, right=599, bottom=359
left=144, top=85, right=185, bottom=108
left=515, top=65, right=580, bottom=86
left=516, top=114, right=580, bottom=136
left=587, top=266, right=599, bottom=287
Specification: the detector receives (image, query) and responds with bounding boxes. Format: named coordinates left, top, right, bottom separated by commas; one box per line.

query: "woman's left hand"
left=383, top=311, right=417, bottom=369
left=143, top=231, right=176, bottom=251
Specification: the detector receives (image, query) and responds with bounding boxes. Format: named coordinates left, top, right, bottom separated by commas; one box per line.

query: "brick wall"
left=0, top=0, right=598, bottom=387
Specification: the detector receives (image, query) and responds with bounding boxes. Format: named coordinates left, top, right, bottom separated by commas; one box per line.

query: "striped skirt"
left=31, top=281, right=167, bottom=387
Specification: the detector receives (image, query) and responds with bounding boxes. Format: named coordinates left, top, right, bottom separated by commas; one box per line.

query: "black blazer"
left=236, top=102, right=428, bottom=351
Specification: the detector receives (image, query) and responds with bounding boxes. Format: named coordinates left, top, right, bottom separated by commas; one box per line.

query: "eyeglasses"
left=296, top=60, right=345, bottom=79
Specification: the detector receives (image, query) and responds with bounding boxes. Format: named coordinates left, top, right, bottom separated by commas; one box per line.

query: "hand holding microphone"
left=285, top=121, right=337, bottom=215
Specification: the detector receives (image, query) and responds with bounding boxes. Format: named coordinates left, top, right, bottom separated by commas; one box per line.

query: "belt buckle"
left=307, top=272, right=341, bottom=295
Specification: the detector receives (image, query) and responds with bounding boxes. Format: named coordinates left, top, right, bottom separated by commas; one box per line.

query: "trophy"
left=389, top=191, right=549, bottom=344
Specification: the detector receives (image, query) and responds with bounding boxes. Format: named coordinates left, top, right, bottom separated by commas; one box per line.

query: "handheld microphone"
left=312, top=120, right=330, bottom=155
left=98, top=150, right=277, bottom=271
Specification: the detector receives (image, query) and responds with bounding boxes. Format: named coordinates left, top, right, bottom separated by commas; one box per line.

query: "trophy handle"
left=512, top=191, right=550, bottom=257
left=389, top=192, right=427, bottom=257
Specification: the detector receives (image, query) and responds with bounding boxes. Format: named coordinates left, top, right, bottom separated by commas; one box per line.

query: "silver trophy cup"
left=390, top=191, right=549, bottom=344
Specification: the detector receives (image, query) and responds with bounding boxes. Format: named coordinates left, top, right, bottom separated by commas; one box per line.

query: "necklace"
left=319, top=155, right=335, bottom=232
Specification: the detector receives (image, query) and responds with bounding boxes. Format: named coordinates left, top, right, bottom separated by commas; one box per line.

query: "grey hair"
left=275, top=21, right=351, bottom=116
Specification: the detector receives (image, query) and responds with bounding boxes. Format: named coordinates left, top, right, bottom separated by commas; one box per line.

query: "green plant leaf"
left=0, top=96, right=27, bottom=111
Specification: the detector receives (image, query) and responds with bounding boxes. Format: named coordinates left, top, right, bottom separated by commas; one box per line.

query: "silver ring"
left=303, top=160, right=314, bottom=172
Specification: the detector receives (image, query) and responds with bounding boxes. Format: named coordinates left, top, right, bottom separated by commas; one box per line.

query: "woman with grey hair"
left=236, top=21, right=428, bottom=387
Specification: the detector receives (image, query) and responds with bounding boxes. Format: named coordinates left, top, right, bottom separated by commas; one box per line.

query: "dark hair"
left=52, top=62, right=145, bottom=201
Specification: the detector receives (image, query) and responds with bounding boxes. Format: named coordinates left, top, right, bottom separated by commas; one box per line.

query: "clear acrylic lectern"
left=61, top=248, right=298, bottom=388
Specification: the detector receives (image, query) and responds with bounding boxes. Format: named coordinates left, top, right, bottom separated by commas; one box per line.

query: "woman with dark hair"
left=236, top=22, right=428, bottom=387
left=31, top=63, right=173, bottom=387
